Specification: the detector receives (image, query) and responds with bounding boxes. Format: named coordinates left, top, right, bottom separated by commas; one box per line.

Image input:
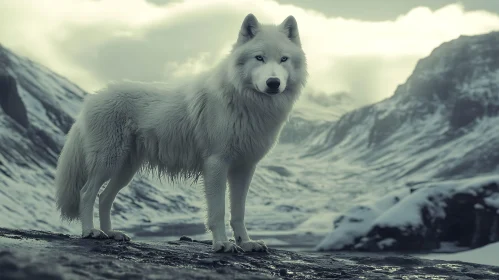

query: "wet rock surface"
left=1, top=228, right=498, bottom=279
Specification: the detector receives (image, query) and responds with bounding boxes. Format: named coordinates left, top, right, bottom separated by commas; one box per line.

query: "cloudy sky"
left=1, top=0, right=499, bottom=103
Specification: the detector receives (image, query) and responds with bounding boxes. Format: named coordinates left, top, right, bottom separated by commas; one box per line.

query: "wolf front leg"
left=228, top=164, right=268, bottom=252
left=203, top=156, right=243, bottom=253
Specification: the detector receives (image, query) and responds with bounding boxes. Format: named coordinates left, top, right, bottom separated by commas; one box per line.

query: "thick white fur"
left=55, top=14, right=307, bottom=252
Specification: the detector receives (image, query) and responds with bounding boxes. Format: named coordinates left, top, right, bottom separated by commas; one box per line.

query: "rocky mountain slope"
left=0, top=45, right=86, bottom=232
left=315, top=32, right=499, bottom=252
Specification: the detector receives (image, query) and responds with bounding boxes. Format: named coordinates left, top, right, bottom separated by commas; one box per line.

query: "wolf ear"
left=279, top=15, right=301, bottom=47
left=237, top=14, right=260, bottom=44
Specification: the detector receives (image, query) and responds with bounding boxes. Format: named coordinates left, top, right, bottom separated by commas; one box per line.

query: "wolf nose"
left=266, top=78, right=280, bottom=90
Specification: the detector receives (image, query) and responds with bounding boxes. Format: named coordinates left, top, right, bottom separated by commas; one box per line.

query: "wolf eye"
left=281, top=56, right=288, bottom=62
left=255, top=55, right=264, bottom=62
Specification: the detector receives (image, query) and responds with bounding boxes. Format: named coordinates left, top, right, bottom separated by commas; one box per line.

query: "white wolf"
left=55, top=13, right=307, bottom=252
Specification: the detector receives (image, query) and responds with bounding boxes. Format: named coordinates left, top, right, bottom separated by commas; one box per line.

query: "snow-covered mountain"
left=310, top=32, right=499, bottom=179
left=0, top=45, right=86, bottom=232
left=315, top=32, right=499, bottom=251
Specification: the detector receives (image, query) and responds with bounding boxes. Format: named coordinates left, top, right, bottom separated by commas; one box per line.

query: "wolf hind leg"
left=99, top=161, right=139, bottom=241
left=80, top=170, right=110, bottom=239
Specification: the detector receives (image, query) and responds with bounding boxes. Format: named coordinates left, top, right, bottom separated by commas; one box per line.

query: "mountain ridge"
left=315, top=30, right=499, bottom=252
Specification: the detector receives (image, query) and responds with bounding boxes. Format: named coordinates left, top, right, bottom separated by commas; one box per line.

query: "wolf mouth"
left=265, top=90, right=280, bottom=95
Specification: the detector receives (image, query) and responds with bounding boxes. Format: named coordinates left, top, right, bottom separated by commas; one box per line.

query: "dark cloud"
left=276, top=0, right=499, bottom=21
left=57, top=10, right=243, bottom=85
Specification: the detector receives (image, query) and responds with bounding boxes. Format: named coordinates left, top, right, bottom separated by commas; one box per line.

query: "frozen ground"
left=2, top=227, right=499, bottom=280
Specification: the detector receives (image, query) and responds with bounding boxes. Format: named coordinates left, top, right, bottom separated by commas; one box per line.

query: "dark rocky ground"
left=1, top=228, right=498, bottom=279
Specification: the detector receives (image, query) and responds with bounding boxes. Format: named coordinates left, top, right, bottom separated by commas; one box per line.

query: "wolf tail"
left=55, top=122, right=87, bottom=221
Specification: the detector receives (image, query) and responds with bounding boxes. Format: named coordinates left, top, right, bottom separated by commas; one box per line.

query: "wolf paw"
left=213, top=241, right=244, bottom=253
left=238, top=240, right=268, bottom=252
left=82, top=228, right=109, bottom=239
left=106, top=230, right=131, bottom=241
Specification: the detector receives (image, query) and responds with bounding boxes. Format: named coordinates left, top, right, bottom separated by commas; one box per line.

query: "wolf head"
left=228, top=14, right=307, bottom=97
